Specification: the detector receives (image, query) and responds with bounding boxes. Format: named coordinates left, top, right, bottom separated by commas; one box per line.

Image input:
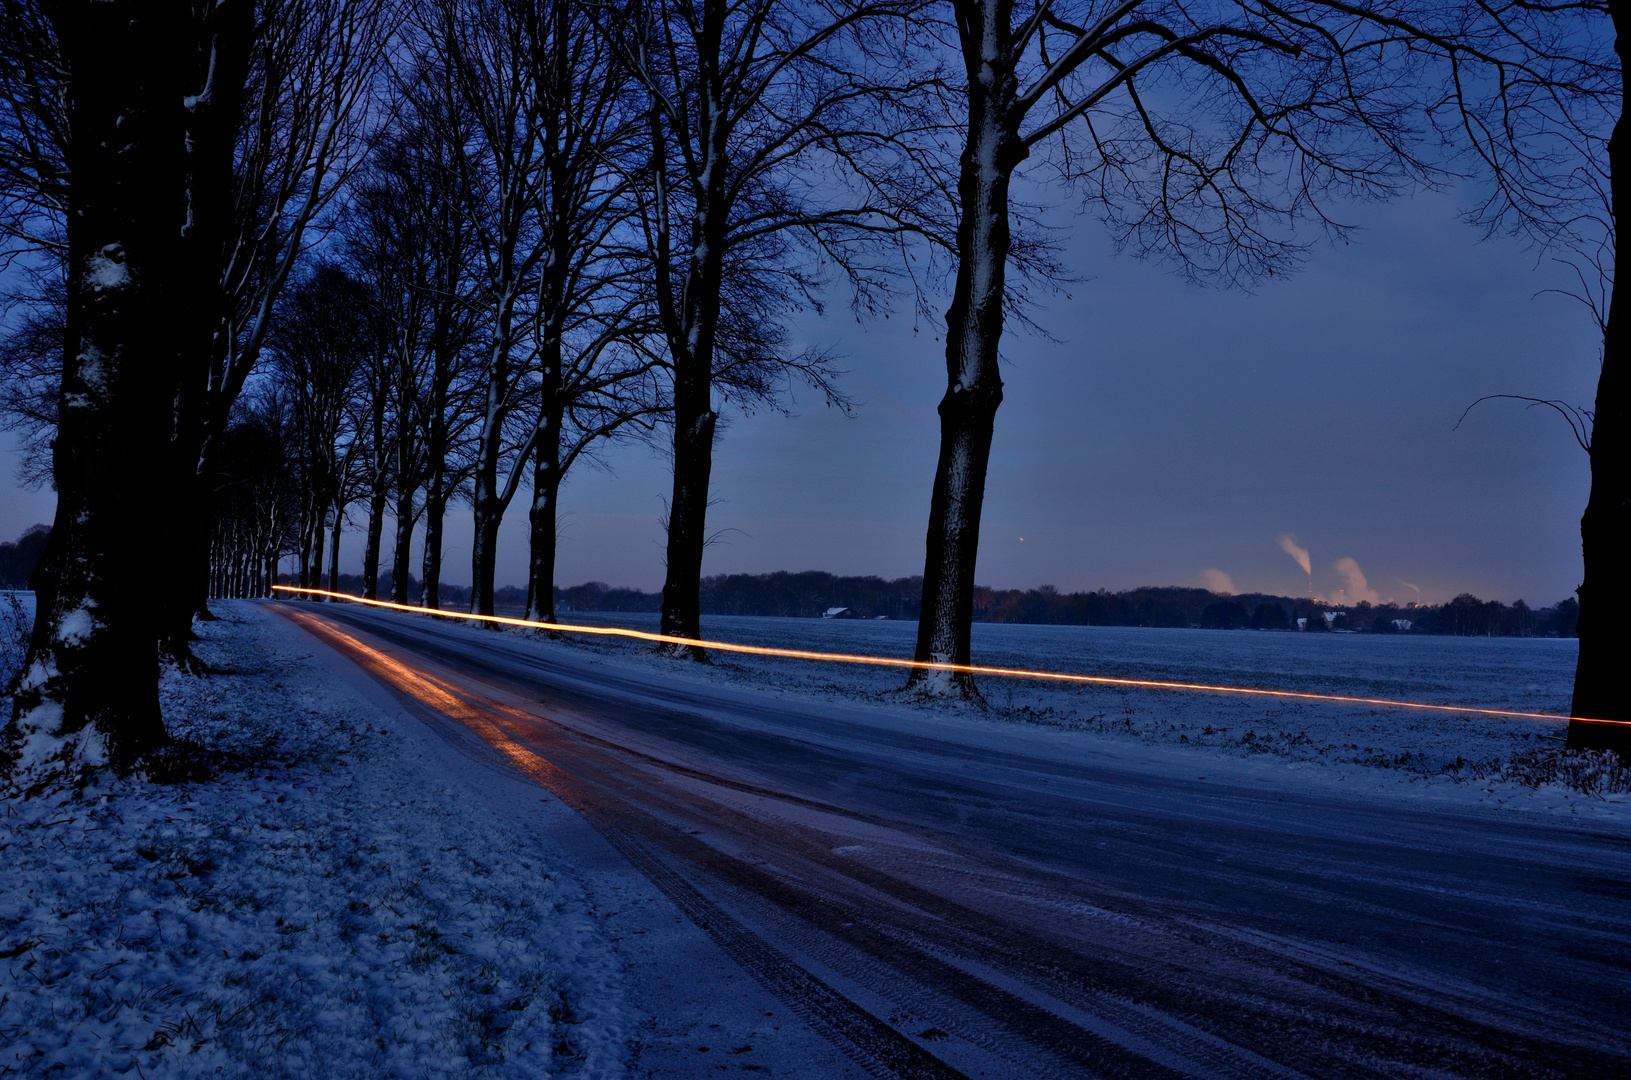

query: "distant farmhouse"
left=822, top=606, right=863, bottom=619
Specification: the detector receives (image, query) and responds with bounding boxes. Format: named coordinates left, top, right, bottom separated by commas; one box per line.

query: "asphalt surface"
left=272, top=600, right=1631, bottom=1079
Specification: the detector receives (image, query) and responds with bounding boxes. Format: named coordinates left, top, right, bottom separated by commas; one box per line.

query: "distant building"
left=1296, top=617, right=1308, bottom=630
left=1323, top=610, right=1340, bottom=626
left=1391, top=618, right=1412, bottom=632
left=822, top=607, right=861, bottom=619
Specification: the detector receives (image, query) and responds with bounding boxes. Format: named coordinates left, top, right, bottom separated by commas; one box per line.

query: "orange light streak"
left=269, top=585, right=1626, bottom=727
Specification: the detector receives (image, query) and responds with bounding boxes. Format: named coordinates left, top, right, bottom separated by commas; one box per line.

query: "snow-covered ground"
left=1, top=594, right=1624, bottom=1077
left=0, top=599, right=626, bottom=1079
left=548, top=611, right=1628, bottom=799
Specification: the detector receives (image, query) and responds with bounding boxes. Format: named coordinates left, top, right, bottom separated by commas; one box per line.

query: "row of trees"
left=1, top=0, right=1625, bottom=768
left=0, top=0, right=388, bottom=767
left=202, top=0, right=921, bottom=634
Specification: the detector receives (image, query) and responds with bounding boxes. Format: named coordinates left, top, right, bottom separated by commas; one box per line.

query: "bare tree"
left=208, top=391, right=300, bottom=599
left=347, top=287, right=398, bottom=601
left=345, top=157, right=427, bottom=601
left=166, top=0, right=390, bottom=647
left=1392, top=0, right=1624, bottom=744
left=397, top=76, right=490, bottom=609
left=5, top=0, right=194, bottom=771
left=417, top=0, right=558, bottom=616
left=345, top=62, right=491, bottom=606
left=905, top=0, right=1431, bottom=695
left=269, top=263, right=371, bottom=601
left=413, top=0, right=669, bottom=618
left=499, top=0, right=666, bottom=623
left=0, top=0, right=387, bottom=650
left=617, top=0, right=937, bottom=652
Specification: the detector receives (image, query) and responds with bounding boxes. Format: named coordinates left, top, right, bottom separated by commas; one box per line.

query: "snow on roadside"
left=1, top=600, right=625, bottom=1080
left=470, top=609, right=1630, bottom=809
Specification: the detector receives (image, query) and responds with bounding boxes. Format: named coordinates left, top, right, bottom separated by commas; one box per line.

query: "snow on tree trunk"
left=658, top=89, right=727, bottom=655
left=1569, top=6, right=1631, bottom=753
left=8, top=1, right=190, bottom=773
left=525, top=321, right=566, bottom=623
left=908, top=0, right=1024, bottom=699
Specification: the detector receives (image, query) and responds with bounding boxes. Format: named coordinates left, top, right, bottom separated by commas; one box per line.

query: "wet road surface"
left=271, top=601, right=1631, bottom=1079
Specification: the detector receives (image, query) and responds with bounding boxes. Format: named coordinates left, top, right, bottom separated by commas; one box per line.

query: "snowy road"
left=271, top=601, right=1631, bottom=1080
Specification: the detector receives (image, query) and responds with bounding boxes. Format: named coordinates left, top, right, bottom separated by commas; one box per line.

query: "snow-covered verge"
left=533, top=611, right=1631, bottom=803
left=0, top=599, right=625, bottom=1080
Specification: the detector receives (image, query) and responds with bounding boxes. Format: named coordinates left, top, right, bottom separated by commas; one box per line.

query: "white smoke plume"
left=1199, top=568, right=1235, bottom=595
left=1277, top=534, right=1311, bottom=577
left=1332, top=557, right=1382, bottom=604
left=1397, top=580, right=1422, bottom=604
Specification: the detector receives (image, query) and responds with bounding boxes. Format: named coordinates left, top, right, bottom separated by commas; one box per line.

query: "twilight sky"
left=0, top=187, right=1600, bottom=606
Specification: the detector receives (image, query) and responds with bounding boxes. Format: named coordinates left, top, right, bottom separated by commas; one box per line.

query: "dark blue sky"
left=0, top=187, right=1599, bottom=605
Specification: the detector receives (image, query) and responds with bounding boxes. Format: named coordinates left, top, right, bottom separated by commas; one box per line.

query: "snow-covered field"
left=0, top=598, right=625, bottom=1079
left=550, top=611, right=1628, bottom=798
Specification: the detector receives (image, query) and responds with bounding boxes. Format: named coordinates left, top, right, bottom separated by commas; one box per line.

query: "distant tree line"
left=559, top=573, right=925, bottom=620
left=977, top=585, right=1579, bottom=638
left=531, top=571, right=1581, bottom=638
left=0, top=525, right=49, bottom=591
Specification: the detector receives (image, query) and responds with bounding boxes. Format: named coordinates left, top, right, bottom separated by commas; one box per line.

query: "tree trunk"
left=421, top=487, right=447, bottom=609
left=526, top=3, right=571, bottom=629
left=166, top=0, right=252, bottom=647
left=658, top=77, right=727, bottom=652
left=418, top=393, right=447, bottom=610
left=326, top=509, right=343, bottom=595
left=363, top=489, right=387, bottom=600
left=309, top=512, right=328, bottom=599
left=1568, top=5, right=1631, bottom=754
left=659, top=376, right=717, bottom=646
left=390, top=360, right=417, bottom=604
left=471, top=503, right=502, bottom=616
left=298, top=523, right=312, bottom=590
left=525, top=403, right=563, bottom=623
left=391, top=481, right=415, bottom=604
left=470, top=291, right=515, bottom=617
left=8, top=0, right=187, bottom=770
left=908, top=1, right=1023, bottom=698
